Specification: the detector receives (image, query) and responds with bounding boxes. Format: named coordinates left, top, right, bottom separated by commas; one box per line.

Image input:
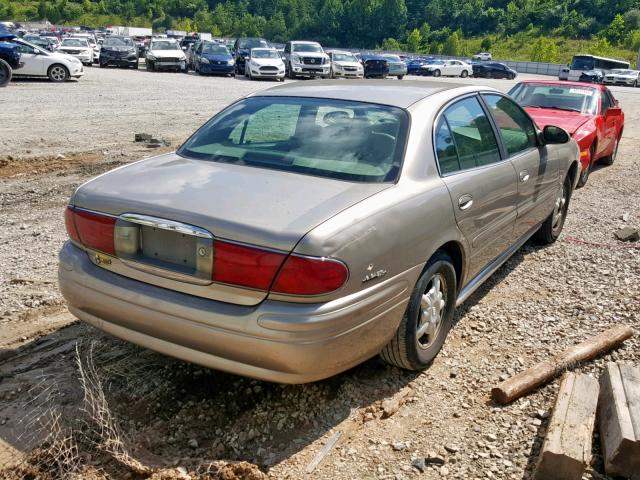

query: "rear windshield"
left=509, top=83, right=598, bottom=114
left=178, top=97, right=409, bottom=183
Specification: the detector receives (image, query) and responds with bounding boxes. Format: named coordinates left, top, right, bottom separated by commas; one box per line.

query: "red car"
left=509, top=80, right=624, bottom=187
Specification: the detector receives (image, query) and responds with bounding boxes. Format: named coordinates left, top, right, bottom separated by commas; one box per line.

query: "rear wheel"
left=380, top=251, right=457, bottom=370
left=601, top=138, right=619, bottom=166
left=147, top=60, right=154, bottom=72
left=460, top=70, right=468, bottom=78
left=397, top=75, right=404, bottom=80
left=0, top=59, right=11, bottom=87
left=533, top=175, right=571, bottom=245
left=48, top=64, right=69, bottom=82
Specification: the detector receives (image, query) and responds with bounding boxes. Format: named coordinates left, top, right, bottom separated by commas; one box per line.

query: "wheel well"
left=567, top=160, right=579, bottom=192
left=437, top=241, right=464, bottom=292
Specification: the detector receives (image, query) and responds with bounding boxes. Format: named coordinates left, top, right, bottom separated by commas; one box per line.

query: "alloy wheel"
left=50, top=66, right=67, bottom=82
left=416, top=273, right=446, bottom=349
left=551, top=182, right=567, bottom=235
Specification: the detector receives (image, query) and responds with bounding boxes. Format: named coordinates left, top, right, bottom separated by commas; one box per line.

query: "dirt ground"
left=0, top=70, right=639, bottom=480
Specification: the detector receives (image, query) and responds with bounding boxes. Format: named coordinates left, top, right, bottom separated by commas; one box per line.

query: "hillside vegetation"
left=2, top=0, right=640, bottom=65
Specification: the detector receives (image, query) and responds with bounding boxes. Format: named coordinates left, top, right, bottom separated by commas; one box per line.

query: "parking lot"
left=1, top=69, right=639, bottom=479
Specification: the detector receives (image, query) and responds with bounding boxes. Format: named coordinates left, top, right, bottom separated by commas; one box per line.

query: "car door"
left=448, top=61, right=463, bottom=76
left=482, top=93, right=559, bottom=238
left=434, top=95, right=518, bottom=278
left=15, top=42, right=47, bottom=76
left=599, top=89, right=618, bottom=155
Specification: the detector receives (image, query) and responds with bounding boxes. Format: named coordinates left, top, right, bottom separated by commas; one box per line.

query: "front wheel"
left=433, top=69, right=441, bottom=77
left=48, top=64, right=69, bottom=82
left=0, top=59, right=12, bottom=87
left=380, top=251, right=457, bottom=370
left=532, top=176, right=571, bottom=245
left=397, top=75, right=404, bottom=80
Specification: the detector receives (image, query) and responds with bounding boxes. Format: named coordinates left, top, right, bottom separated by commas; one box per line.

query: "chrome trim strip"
left=119, top=213, right=213, bottom=239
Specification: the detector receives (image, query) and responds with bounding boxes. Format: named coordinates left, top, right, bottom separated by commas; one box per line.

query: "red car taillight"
left=212, top=241, right=348, bottom=295
left=65, top=206, right=116, bottom=255
left=272, top=255, right=348, bottom=295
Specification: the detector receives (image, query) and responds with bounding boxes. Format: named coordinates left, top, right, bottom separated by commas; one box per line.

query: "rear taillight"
left=271, top=255, right=348, bottom=295
left=65, top=206, right=116, bottom=255
left=212, top=241, right=286, bottom=290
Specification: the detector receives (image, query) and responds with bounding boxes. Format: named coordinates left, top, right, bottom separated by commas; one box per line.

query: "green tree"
left=602, top=14, right=625, bottom=44
left=264, top=11, right=287, bottom=42
left=588, top=36, right=613, bottom=56
left=442, top=31, right=461, bottom=56
left=381, top=37, right=402, bottom=50
left=480, top=37, right=492, bottom=51
left=530, top=37, right=560, bottom=62
left=405, top=28, right=422, bottom=53
left=37, top=0, right=46, bottom=19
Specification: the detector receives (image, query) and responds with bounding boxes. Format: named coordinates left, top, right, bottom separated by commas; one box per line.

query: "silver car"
left=59, top=81, right=580, bottom=383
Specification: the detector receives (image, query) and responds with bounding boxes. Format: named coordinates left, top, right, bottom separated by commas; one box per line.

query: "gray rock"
left=411, top=457, right=426, bottom=473
left=615, top=227, right=639, bottom=242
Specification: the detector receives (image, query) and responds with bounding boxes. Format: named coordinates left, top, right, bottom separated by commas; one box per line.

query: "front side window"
left=483, top=94, right=537, bottom=156
left=438, top=97, right=501, bottom=171
left=600, top=90, right=612, bottom=114
left=178, top=97, right=409, bottom=183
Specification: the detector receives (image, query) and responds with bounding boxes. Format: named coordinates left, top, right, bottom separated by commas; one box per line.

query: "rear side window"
left=483, top=94, right=537, bottom=156
left=434, top=119, right=459, bottom=174
left=179, top=97, right=409, bottom=183
left=436, top=96, right=501, bottom=172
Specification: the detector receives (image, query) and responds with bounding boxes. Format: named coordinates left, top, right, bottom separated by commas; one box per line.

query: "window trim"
left=479, top=92, right=540, bottom=159
left=432, top=92, right=508, bottom=178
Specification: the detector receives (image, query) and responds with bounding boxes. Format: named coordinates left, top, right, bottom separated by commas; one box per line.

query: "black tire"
left=147, top=60, right=154, bottom=72
left=433, top=69, right=441, bottom=77
left=532, top=175, right=571, bottom=245
left=397, top=75, right=404, bottom=80
left=287, top=63, right=296, bottom=79
left=577, top=143, right=595, bottom=188
left=47, top=64, right=69, bottom=82
left=380, top=251, right=457, bottom=370
left=133, top=62, right=139, bottom=70
left=0, top=59, right=12, bottom=87
left=460, top=70, right=468, bottom=78
left=600, top=137, right=619, bottom=166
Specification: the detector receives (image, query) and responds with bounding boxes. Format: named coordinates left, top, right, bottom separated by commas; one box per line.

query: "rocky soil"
left=0, top=70, right=638, bottom=479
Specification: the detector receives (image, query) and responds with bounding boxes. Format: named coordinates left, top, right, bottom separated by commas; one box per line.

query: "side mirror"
left=542, top=125, right=570, bottom=144
left=606, top=106, right=622, bottom=117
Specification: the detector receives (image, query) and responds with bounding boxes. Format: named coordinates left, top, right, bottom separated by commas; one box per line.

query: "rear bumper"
left=59, top=242, right=414, bottom=383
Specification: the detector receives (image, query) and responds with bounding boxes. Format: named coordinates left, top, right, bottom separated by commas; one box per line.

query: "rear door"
left=481, top=93, right=559, bottom=237
left=434, top=95, right=518, bottom=278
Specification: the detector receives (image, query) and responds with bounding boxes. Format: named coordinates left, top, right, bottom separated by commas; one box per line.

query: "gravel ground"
left=0, top=70, right=639, bottom=479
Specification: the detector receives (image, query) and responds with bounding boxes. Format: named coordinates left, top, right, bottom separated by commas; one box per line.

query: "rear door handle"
left=458, top=194, right=473, bottom=210
left=519, top=170, right=530, bottom=182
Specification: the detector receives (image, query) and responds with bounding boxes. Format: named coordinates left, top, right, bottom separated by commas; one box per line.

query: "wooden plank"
left=492, top=325, right=633, bottom=404
left=534, top=372, right=599, bottom=480
left=598, top=362, right=640, bottom=479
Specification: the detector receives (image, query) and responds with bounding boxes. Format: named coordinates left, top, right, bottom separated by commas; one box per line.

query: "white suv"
left=284, top=41, right=330, bottom=79
left=472, top=52, right=492, bottom=61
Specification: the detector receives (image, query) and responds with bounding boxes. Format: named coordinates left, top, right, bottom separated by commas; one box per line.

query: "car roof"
left=253, top=80, right=466, bottom=108
left=516, top=79, right=606, bottom=90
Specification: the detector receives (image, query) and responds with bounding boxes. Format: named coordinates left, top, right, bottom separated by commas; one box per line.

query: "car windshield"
left=151, top=41, right=179, bottom=50
left=62, top=39, right=87, bottom=47
left=383, top=55, right=401, bottom=62
left=293, top=43, right=322, bottom=53
left=332, top=53, right=357, bottom=62
left=252, top=49, right=279, bottom=59
left=238, top=38, right=268, bottom=49
left=202, top=44, right=228, bottom=55
left=103, top=37, right=133, bottom=47
left=509, top=84, right=598, bottom=114
left=570, top=56, right=595, bottom=71
left=178, top=97, right=409, bottom=183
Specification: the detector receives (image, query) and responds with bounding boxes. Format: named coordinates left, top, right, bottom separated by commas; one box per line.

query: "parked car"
left=71, top=34, right=99, bottom=63
left=326, top=50, right=363, bottom=79
left=185, top=40, right=200, bottom=70
left=421, top=59, right=472, bottom=78
left=0, top=35, right=20, bottom=86
left=509, top=80, right=624, bottom=187
left=382, top=54, right=407, bottom=79
left=233, top=37, right=270, bottom=75
left=146, top=38, right=186, bottom=72
left=472, top=52, right=492, bottom=61
left=603, top=69, right=640, bottom=87
left=180, top=36, right=198, bottom=52
left=360, top=54, right=389, bottom=78
left=244, top=47, right=285, bottom=81
left=284, top=40, right=330, bottom=79
left=406, top=58, right=437, bottom=75
left=99, top=36, right=138, bottom=69
left=58, top=37, right=93, bottom=66
left=23, top=35, right=57, bottom=52
left=11, top=38, right=84, bottom=82
left=194, top=42, right=235, bottom=76
left=59, top=81, right=579, bottom=383
left=472, top=62, right=517, bottom=79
